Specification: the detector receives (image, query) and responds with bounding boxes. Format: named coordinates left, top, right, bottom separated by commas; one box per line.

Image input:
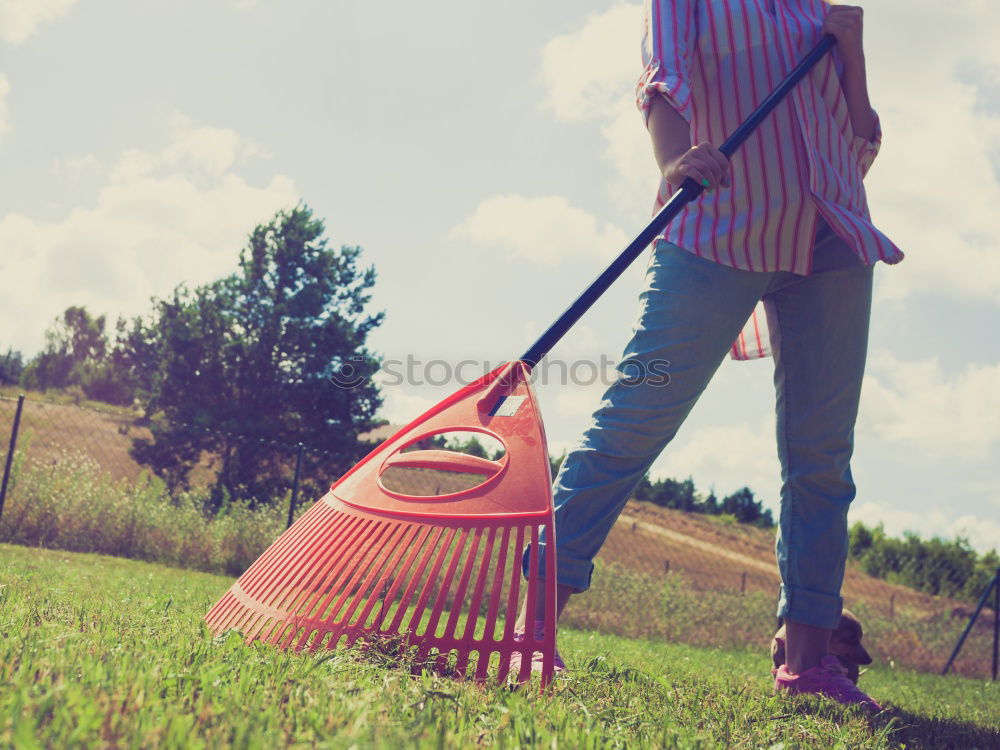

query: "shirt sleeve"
left=851, top=111, right=881, bottom=178
left=635, top=0, right=697, bottom=124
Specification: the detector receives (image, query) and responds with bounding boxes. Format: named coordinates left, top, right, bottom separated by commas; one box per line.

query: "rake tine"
left=435, top=529, right=484, bottom=674
left=233, top=500, right=325, bottom=596
left=374, top=524, right=434, bottom=634
left=211, top=509, right=323, bottom=633
left=241, top=500, right=333, bottom=597
left=256, top=505, right=344, bottom=609
left=496, top=525, right=526, bottom=685
left=349, top=523, right=420, bottom=636
left=206, top=592, right=240, bottom=632
left=405, top=528, right=459, bottom=640
left=313, top=520, right=397, bottom=628
left=514, top=525, right=542, bottom=684
left=455, top=527, right=498, bottom=676
left=338, top=523, right=410, bottom=645
left=294, top=514, right=371, bottom=620
left=268, top=511, right=357, bottom=619
left=422, top=529, right=470, bottom=645
left=476, top=526, right=512, bottom=680
left=241, top=502, right=333, bottom=602
left=301, top=518, right=386, bottom=625
left=251, top=513, right=359, bottom=645
left=287, top=516, right=372, bottom=647
left=386, top=526, right=445, bottom=635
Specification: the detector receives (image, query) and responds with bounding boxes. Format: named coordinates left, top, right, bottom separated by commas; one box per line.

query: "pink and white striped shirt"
left=636, top=0, right=903, bottom=360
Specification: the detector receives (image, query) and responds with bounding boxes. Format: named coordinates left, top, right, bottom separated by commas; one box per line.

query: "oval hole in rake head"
left=378, top=428, right=508, bottom=498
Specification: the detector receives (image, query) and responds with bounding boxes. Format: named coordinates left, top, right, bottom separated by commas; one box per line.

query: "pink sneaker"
left=774, top=655, right=882, bottom=711
left=508, top=621, right=566, bottom=679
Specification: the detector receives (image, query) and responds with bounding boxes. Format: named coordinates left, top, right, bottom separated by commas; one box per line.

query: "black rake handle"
left=517, top=34, right=836, bottom=370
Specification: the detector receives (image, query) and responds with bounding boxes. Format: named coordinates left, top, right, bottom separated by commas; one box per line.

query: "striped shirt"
left=636, top=0, right=903, bottom=360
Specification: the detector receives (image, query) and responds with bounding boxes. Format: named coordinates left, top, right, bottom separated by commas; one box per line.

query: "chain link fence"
left=1, top=393, right=996, bottom=680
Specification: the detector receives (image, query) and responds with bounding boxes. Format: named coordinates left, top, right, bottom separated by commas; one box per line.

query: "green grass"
left=1, top=544, right=998, bottom=749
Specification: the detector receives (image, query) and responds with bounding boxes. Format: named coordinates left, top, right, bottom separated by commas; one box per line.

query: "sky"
left=1, top=0, right=998, bottom=550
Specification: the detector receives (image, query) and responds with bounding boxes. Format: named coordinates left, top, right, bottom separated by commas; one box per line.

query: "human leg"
left=522, top=241, right=769, bottom=619
left=764, top=252, right=873, bottom=673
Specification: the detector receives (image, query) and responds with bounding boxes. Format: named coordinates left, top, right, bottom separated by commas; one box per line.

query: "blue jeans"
left=525, top=222, right=873, bottom=629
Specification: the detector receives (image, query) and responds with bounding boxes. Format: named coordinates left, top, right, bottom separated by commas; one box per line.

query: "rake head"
left=204, top=361, right=559, bottom=687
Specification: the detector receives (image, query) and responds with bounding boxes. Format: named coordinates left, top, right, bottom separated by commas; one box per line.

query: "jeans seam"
left=774, top=296, right=799, bottom=617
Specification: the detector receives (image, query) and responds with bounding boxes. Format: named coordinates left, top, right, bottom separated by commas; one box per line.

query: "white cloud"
left=449, top=194, right=627, bottom=265
left=0, top=73, right=8, bottom=136
left=863, top=0, right=1000, bottom=305
left=52, top=153, right=101, bottom=179
left=852, top=502, right=1000, bottom=554
left=965, top=478, right=1000, bottom=509
left=860, top=352, right=1000, bottom=459
left=374, top=384, right=437, bottom=426
left=110, top=113, right=269, bottom=182
left=601, top=105, right=660, bottom=221
left=538, top=2, right=656, bottom=219
left=539, top=1, right=640, bottom=122
left=0, top=0, right=78, bottom=44
left=452, top=4, right=644, bottom=267
left=0, top=114, right=298, bottom=355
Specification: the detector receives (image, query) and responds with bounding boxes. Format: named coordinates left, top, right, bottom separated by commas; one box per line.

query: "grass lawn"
left=1, top=543, right=997, bottom=749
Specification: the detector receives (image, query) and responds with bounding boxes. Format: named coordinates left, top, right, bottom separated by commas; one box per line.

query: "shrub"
left=0, top=448, right=287, bottom=577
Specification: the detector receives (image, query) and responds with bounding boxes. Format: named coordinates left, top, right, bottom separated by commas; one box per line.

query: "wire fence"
left=1, top=393, right=996, bottom=681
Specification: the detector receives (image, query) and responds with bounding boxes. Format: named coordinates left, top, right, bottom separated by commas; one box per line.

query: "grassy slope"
left=1, top=545, right=997, bottom=749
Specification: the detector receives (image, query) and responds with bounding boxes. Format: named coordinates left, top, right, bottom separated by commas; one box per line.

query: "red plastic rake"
left=205, top=361, right=560, bottom=685
left=205, top=36, right=835, bottom=687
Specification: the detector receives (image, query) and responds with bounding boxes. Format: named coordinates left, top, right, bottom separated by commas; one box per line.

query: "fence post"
left=889, top=594, right=895, bottom=619
left=663, top=560, right=670, bottom=574
left=0, top=394, right=25, bottom=523
left=286, top=443, right=305, bottom=530
left=942, top=571, right=998, bottom=676
left=740, top=571, right=747, bottom=594
left=994, top=567, right=999, bottom=681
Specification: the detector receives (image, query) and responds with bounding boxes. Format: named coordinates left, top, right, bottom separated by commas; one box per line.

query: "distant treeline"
left=849, top=522, right=999, bottom=604
left=633, top=475, right=775, bottom=528
left=541, top=452, right=770, bottom=529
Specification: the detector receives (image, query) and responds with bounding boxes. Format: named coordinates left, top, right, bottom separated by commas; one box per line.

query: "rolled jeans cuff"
left=522, top=540, right=593, bottom=594
left=777, top=584, right=843, bottom=629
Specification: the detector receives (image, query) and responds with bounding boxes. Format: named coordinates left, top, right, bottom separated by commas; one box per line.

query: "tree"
left=91, top=316, right=159, bottom=408
left=699, top=490, right=720, bottom=515
left=0, top=348, right=23, bottom=385
left=720, top=487, right=774, bottom=528
left=130, top=205, right=384, bottom=508
left=19, top=306, right=139, bottom=405
left=21, top=306, right=108, bottom=391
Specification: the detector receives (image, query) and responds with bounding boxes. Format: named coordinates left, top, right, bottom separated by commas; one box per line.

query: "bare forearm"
left=648, top=96, right=692, bottom=173
left=648, top=95, right=731, bottom=189
left=840, top=57, right=877, bottom=142
left=823, top=5, right=877, bottom=143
